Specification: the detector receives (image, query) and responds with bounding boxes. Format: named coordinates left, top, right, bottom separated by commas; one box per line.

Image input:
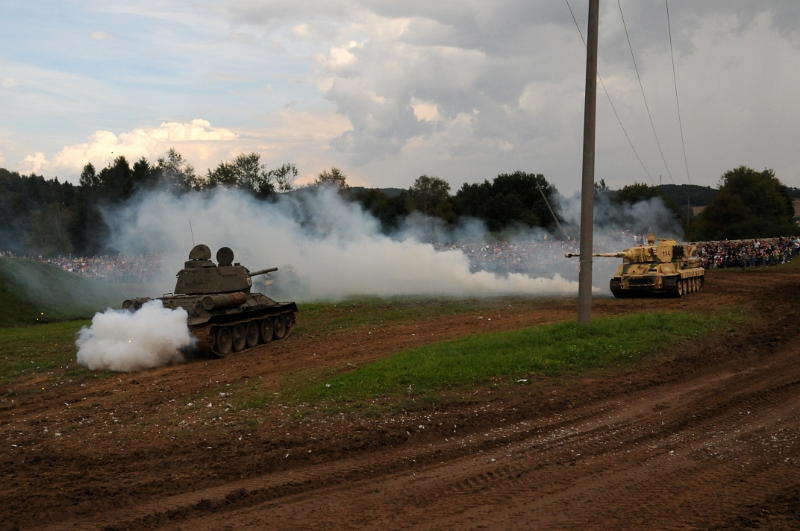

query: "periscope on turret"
left=122, top=244, right=298, bottom=357
left=565, top=234, right=705, bottom=298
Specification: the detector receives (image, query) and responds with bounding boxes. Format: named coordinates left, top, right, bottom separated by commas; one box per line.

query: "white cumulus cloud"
left=411, top=99, right=441, bottom=122
left=26, top=119, right=239, bottom=177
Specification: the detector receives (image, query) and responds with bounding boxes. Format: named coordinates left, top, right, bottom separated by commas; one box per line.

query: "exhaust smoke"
left=76, top=300, right=192, bottom=372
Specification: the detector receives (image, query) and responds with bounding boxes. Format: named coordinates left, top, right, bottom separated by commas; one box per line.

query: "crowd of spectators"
left=434, top=232, right=799, bottom=275
left=0, top=250, right=165, bottom=283
left=2, top=233, right=797, bottom=284
left=433, top=230, right=640, bottom=276
left=694, top=237, right=800, bottom=269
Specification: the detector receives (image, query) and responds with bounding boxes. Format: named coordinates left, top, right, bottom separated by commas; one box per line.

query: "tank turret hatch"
left=184, top=244, right=215, bottom=269
left=175, top=245, right=253, bottom=295
left=189, top=244, right=212, bottom=260
left=216, top=247, right=234, bottom=267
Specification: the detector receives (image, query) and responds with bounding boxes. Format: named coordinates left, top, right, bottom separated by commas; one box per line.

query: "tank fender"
left=122, top=297, right=152, bottom=311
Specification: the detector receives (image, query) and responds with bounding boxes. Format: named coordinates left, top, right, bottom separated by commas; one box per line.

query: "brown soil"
left=2, top=267, right=800, bottom=530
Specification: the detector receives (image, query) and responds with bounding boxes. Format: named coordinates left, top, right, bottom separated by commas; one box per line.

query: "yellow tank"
left=567, top=234, right=705, bottom=298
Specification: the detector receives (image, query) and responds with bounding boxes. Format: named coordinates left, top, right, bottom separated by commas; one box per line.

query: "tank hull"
left=610, top=267, right=705, bottom=298
left=159, top=292, right=297, bottom=357
left=187, top=306, right=297, bottom=357
left=124, top=292, right=298, bottom=358
left=122, top=245, right=299, bottom=358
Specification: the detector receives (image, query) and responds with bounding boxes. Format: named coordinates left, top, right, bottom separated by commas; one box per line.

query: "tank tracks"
left=611, top=275, right=704, bottom=298
left=190, top=310, right=296, bottom=358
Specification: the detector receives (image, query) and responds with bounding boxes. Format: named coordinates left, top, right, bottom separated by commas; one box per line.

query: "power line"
left=564, top=0, right=656, bottom=186
left=616, top=0, right=675, bottom=185
left=665, top=0, right=691, bottom=184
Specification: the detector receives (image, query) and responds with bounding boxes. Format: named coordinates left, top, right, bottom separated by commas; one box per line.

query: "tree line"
left=0, top=149, right=795, bottom=257
left=0, top=150, right=300, bottom=256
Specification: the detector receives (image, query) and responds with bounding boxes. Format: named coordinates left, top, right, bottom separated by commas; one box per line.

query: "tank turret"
left=565, top=234, right=705, bottom=298
left=123, top=244, right=298, bottom=357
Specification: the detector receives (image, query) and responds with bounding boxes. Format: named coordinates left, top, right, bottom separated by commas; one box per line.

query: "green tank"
left=123, top=244, right=298, bottom=357
left=566, top=234, right=705, bottom=298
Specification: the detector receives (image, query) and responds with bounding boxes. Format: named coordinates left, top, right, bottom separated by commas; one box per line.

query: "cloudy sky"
left=1, top=0, right=798, bottom=193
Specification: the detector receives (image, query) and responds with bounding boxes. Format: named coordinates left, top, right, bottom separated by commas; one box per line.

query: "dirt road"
left=2, top=267, right=800, bottom=530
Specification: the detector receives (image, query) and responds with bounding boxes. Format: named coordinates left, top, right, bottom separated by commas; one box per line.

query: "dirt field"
left=2, top=267, right=800, bottom=530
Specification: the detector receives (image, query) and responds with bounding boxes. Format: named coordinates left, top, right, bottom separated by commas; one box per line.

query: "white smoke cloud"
left=76, top=300, right=192, bottom=372
left=557, top=192, right=684, bottom=240
left=106, top=187, right=590, bottom=300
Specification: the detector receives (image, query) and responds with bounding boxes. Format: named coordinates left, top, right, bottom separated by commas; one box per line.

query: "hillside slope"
left=0, top=257, right=133, bottom=327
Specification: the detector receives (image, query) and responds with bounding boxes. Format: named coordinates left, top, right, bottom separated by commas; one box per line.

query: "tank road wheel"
left=232, top=324, right=247, bottom=352
left=282, top=312, right=295, bottom=338
left=693, top=277, right=699, bottom=293
left=260, top=318, right=274, bottom=343
left=207, top=330, right=216, bottom=352
left=664, top=276, right=679, bottom=297
left=245, top=321, right=259, bottom=348
left=216, top=327, right=233, bottom=356
left=273, top=313, right=287, bottom=340
left=609, top=278, right=625, bottom=298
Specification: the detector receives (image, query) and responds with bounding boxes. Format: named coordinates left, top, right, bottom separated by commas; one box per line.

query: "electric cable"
left=617, top=0, right=675, bottom=185
left=665, top=0, right=691, bottom=184
left=564, top=0, right=656, bottom=186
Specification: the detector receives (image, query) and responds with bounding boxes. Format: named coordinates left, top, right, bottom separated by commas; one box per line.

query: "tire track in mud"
left=39, top=328, right=800, bottom=531
left=6, top=269, right=800, bottom=530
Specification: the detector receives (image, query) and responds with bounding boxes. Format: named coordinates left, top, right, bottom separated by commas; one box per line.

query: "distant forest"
left=1, top=149, right=796, bottom=257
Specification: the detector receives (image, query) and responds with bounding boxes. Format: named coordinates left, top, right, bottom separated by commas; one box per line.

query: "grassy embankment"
left=0, top=257, right=128, bottom=327
left=0, top=257, right=140, bottom=386
left=286, top=310, right=744, bottom=405
left=0, top=257, right=744, bottom=407
left=0, top=294, right=558, bottom=388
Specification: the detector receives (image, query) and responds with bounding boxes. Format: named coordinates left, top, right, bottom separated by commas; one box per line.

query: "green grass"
left=772, top=255, right=800, bottom=270
left=287, top=311, right=742, bottom=403
left=0, top=257, right=137, bottom=327
left=294, top=295, right=565, bottom=336
left=0, top=320, right=92, bottom=385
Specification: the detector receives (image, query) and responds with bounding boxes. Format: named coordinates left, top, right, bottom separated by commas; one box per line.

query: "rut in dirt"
left=4, top=269, right=800, bottom=530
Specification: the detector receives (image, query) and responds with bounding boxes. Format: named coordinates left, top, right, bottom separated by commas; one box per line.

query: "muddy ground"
left=2, top=267, right=799, bottom=530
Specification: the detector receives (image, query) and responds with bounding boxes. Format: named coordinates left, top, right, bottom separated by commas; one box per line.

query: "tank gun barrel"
left=248, top=267, right=278, bottom=277
left=564, top=252, right=625, bottom=258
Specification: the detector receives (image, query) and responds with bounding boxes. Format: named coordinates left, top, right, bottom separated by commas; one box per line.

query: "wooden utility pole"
left=578, top=0, right=600, bottom=325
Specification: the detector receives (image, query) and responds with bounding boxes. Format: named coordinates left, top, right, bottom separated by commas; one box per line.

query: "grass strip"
left=0, top=320, right=90, bottom=386
left=294, top=296, right=564, bottom=337
left=288, top=311, right=741, bottom=402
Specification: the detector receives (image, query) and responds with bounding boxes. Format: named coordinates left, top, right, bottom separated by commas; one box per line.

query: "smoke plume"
left=105, top=187, right=588, bottom=300
left=556, top=192, right=684, bottom=240
left=76, top=300, right=192, bottom=372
